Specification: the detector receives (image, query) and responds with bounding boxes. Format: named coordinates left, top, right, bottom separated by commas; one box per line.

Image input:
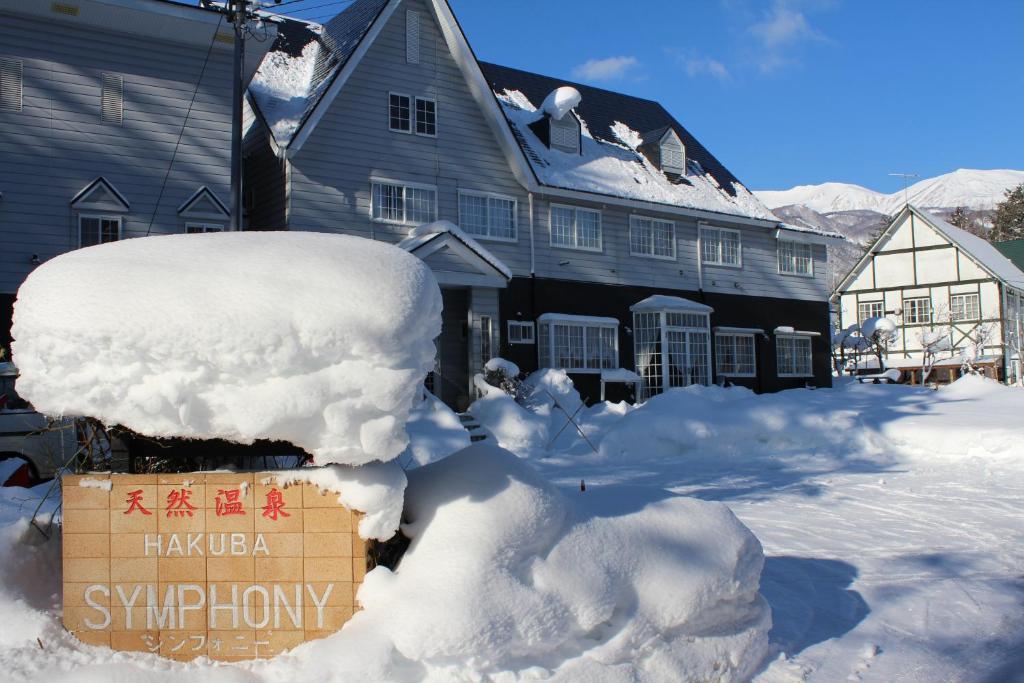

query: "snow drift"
left=11, top=232, right=442, bottom=466
left=0, top=444, right=770, bottom=682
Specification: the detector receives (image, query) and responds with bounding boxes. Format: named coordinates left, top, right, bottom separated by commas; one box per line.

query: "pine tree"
left=990, top=184, right=1024, bottom=242
left=948, top=206, right=971, bottom=229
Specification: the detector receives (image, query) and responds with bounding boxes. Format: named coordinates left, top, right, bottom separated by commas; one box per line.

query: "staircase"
left=458, top=413, right=488, bottom=443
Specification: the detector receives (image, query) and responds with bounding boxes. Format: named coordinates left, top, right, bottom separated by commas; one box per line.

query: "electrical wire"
left=145, top=14, right=225, bottom=236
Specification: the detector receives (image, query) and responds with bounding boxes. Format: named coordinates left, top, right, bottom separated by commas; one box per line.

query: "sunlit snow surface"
left=11, top=232, right=442, bottom=467
left=2, top=376, right=1023, bottom=681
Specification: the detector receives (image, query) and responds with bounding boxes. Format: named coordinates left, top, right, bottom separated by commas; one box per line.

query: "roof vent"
left=638, top=127, right=686, bottom=179
left=539, top=86, right=581, bottom=121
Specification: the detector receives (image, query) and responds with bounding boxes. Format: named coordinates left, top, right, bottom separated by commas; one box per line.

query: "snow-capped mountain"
left=756, top=168, right=1024, bottom=215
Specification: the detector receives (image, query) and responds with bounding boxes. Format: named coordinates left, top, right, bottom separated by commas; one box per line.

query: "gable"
left=70, top=177, right=129, bottom=212
left=404, top=232, right=509, bottom=287
left=178, top=186, right=229, bottom=219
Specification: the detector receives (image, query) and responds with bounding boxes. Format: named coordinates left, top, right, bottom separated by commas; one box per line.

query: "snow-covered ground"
left=1, top=375, right=1023, bottom=681
left=516, top=376, right=1024, bottom=682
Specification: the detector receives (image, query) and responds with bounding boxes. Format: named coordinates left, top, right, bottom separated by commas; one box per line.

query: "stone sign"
left=62, top=472, right=368, bottom=661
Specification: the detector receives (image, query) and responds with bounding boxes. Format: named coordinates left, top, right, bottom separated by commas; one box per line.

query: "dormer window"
left=638, top=127, right=686, bottom=177
left=529, top=86, right=583, bottom=155
left=549, top=115, right=580, bottom=154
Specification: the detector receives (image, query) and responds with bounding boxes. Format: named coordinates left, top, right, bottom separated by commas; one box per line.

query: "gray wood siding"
left=0, top=11, right=232, bottom=293
left=284, top=0, right=828, bottom=303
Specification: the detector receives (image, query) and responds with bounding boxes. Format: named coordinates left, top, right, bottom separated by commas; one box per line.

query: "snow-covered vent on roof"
left=11, top=232, right=443, bottom=466
left=531, top=86, right=583, bottom=155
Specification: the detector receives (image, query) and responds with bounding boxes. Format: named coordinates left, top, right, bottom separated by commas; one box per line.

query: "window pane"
left=373, top=183, right=403, bottom=221
left=631, top=217, right=652, bottom=255
left=80, top=217, right=100, bottom=247
left=489, top=197, right=515, bottom=239
left=405, top=187, right=436, bottom=224
left=554, top=324, right=584, bottom=369
left=459, top=193, right=488, bottom=236
left=653, top=220, right=674, bottom=258
left=701, top=228, right=719, bottom=263
left=721, top=230, right=740, bottom=265
left=538, top=322, right=550, bottom=367
left=551, top=206, right=574, bottom=247
left=600, top=326, right=617, bottom=368
left=389, top=94, right=410, bottom=131
left=577, top=209, right=600, bottom=249
left=415, top=98, right=436, bottom=135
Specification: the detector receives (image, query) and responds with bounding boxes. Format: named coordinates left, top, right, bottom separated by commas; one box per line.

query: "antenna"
left=888, top=172, right=919, bottom=207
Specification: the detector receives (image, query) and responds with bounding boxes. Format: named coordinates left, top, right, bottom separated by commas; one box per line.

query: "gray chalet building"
left=243, top=0, right=837, bottom=409
left=0, top=0, right=275, bottom=353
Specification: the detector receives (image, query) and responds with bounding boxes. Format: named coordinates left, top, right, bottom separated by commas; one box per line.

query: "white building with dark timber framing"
left=834, top=204, right=1024, bottom=383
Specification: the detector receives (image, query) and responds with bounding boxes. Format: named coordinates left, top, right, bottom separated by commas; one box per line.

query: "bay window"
left=537, top=314, right=618, bottom=372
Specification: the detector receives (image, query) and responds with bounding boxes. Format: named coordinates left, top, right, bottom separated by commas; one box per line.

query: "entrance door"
left=434, top=289, right=470, bottom=410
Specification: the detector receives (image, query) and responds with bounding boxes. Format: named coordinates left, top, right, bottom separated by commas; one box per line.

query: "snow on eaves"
left=495, top=90, right=777, bottom=222
left=778, top=221, right=847, bottom=240
left=398, top=220, right=513, bottom=279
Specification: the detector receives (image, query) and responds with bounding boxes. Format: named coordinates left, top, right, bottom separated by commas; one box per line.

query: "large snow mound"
left=11, top=232, right=442, bottom=466
left=0, top=444, right=769, bottom=681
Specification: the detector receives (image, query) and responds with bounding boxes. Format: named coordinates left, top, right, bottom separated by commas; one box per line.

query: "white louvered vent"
left=662, top=140, right=685, bottom=174
left=101, top=72, right=123, bottom=125
left=406, top=10, right=420, bottom=64
left=0, top=57, right=23, bottom=113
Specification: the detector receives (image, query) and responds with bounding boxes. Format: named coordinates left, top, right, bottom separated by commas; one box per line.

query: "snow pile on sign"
left=11, top=232, right=442, bottom=467
left=495, top=89, right=776, bottom=220
left=0, top=444, right=770, bottom=681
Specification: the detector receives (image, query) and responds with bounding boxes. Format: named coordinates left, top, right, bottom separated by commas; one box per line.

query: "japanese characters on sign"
left=62, top=473, right=368, bottom=661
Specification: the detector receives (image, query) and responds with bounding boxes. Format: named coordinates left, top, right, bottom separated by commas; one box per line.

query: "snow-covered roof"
left=480, top=63, right=776, bottom=222
left=600, top=368, right=642, bottom=383
left=773, top=326, right=821, bottom=337
left=630, top=295, right=714, bottom=314
left=537, top=312, right=620, bottom=325
left=777, top=222, right=845, bottom=241
left=248, top=0, right=389, bottom=146
left=713, top=326, right=765, bottom=335
left=398, top=220, right=513, bottom=279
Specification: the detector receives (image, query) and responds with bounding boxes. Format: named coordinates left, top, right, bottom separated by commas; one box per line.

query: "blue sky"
left=271, top=0, right=1024, bottom=193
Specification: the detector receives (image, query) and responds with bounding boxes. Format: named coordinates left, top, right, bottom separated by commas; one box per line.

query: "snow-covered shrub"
left=11, top=232, right=442, bottom=466
left=482, top=357, right=526, bottom=401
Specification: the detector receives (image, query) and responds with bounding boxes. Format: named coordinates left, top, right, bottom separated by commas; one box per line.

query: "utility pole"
left=229, top=0, right=247, bottom=232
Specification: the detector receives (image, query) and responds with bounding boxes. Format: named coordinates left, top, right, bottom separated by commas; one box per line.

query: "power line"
left=146, top=13, right=225, bottom=236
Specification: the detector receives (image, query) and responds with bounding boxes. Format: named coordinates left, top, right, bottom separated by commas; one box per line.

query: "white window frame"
left=700, top=226, right=742, bottom=267
left=185, top=222, right=225, bottom=233
left=858, top=301, right=884, bottom=324
left=549, top=204, right=602, bottom=252
left=507, top=320, right=535, bottom=345
left=388, top=92, right=412, bottom=134
left=537, top=314, right=618, bottom=373
left=715, top=333, right=756, bottom=378
left=903, top=296, right=932, bottom=325
left=950, top=293, right=980, bottom=322
left=776, top=334, right=814, bottom=378
left=458, top=190, right=517, bottom=242
left=778, top=239, right=814, bottom=277
left=629, top=215, right=676, bottom=260
left=78, top=213, right=122, bottom=247
left=414, top=96, right=437, bottom=137
left=370, top=179, right=437, bottom=225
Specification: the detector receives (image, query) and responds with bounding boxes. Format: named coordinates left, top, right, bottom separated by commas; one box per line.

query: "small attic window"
left=639, top=128, right=686, bottom=178
left=550, top=116, right=579, bottom=154
left=661, top=137, right=685, bottom=176
left=406, top=10, right=420, bottom=64
left=101, top=72, right=123, bottom=125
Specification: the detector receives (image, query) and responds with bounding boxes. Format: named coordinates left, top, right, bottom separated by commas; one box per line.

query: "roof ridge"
left=478, top=61, right=664, bottom=106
